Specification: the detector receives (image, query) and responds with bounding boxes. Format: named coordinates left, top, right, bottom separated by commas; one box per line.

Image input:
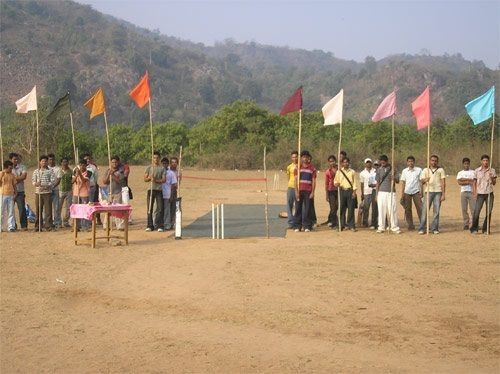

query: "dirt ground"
left=1, top=166, right=499, bottom=373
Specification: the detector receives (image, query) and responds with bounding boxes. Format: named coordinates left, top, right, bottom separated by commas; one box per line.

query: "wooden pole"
left=389, top=114, right=395, bottom=233
left=337, top=122, right=342, bottom=232
left=426, top=122, right=430, bottom=235
left=36, top=109, right=41, bottom=232
left=177, top=145, right=183, bottom=196
left=486, top=114, right=495, bottom=235
left=69, top=111, right=77, bottom=165
left=103, top=111, right=112, bottom=202
left=0, top=119, right=3, bottom=169
left=295, top=110, right=302, bottom=227
left=148, top=99, right=154, bottom=215
left=264, top=146, right=270, bottom=238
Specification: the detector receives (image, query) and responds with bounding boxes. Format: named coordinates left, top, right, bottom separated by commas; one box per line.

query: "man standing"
left=359, top=158, right=378, bottom=229
left=376, top=155, right=401, bottom=234
left=144, top=151, right=166, bottom=232
left=10, top=153, right=28, bottom=230
left=285, top=151, right=298, bottom=229
left=59, top=157, right=73, bottom=228
left=400, top=156, right=422, bottom=231
left=293, top=150, right=316, bottom=232
left=334, top=157, right=358, bottom=231
left=168, top=156, right=181, bottom=230
left=161, top=157, right=178, bottom=231
left=102, top=156, right=125, bottom=230
left=470, top=154, right=496, bottom=234
left=0, top=160, right=17, bottom=232
left=47, top=153, right=62, bottom=228
left=419, top=155, right=446, bottom=234
left=83, top=153, right=101, bottom=225
left=456, top=157, right=476, bottom=230
left=72, top=159, right=91, bottom=230
left=32, top=155, right=55, bottom=231
left=324, top=155, right=338, bottom=229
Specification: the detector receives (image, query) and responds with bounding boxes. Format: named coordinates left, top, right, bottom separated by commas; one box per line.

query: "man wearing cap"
left=334, top=157, right=358, bottom=231
left=359, top=158, right=378, bottom=229
left=293, top=150, right=317, bottom=232
left=400, top=156, right=422, bottom=230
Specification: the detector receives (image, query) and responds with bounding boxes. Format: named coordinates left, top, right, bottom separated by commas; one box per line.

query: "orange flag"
left=129, top=71, right=151, bottom=108
left=84, top=88, right=106, bottom=119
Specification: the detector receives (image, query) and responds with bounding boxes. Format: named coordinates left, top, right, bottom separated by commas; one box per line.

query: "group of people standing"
left=286, top=151, right=496, bottom=235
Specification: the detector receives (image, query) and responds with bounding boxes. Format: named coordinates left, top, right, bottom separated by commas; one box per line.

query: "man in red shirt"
left=325, top=155, right=338, bottom=229
left=293, top=150, right=317, bottom=232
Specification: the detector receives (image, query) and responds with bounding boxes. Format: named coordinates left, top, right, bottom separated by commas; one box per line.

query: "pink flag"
left=372, top=91, right=396, bottom=122
left=411, top=86, right=431, bottom=130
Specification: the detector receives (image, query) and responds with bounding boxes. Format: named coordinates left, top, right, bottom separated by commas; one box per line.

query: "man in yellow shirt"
left=285, top=151, right=298, bottom=229
left=334, top=157, right=358, bottom=231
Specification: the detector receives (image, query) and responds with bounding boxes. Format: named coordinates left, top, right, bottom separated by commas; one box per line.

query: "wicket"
left=211, top=202, right=225, bottom=239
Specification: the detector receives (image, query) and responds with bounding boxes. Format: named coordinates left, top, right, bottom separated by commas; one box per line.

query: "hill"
left=0, top=0, right=497, bottom=127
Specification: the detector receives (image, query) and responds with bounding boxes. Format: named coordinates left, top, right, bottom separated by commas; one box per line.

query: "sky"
left=78, top=0, right=499, bottom=68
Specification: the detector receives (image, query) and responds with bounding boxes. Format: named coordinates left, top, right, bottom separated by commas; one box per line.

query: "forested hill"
left=0, top=0, right=497, bottom=127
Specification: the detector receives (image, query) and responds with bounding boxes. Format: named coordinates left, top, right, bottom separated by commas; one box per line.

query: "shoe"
left=8, top=228, right=16, bottom=232
left=331, top=226, right=339, bottom=230
left=418, top=230, right=425, bottom=235
left=376, top=229, right=384, bottom=233
left=294, top=228, right=300, bottom=232
left=304, top=228, right=311, bottom=232
left=433, top=230, right=440, bottom=235
left=393, top=230, right=401, bottom=234
left=327, top=222, right=332, bottom=227
left=369, top=226, right=376, bottom=230
left=145, top=227, right=152, bottom=232
left=157, top=228, right=164, bottom=232
left=350, top=228, right=357, bottom=232
left=463, top=225, right=469, bottom=230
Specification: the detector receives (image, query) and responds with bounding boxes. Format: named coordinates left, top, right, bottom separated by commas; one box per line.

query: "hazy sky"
left=78, top=0, right=499, bottom=68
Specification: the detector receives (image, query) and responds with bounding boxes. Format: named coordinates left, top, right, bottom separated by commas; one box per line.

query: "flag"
left=280, top=87, right=303, bottom=115
left=46, top=92, right=70, bottom=123
left=15, top=86, right=37, bottom=113
left=322, top=89, right=343, bottom=125
left=411, top=86, right=431, bottom=130
left=372, top=91, right=396, bottom=122
left=84, top=88, right=106, bottom=119
left=129, top=71, right=151, bottom=108
left=465, top=86, right=495, bottom=125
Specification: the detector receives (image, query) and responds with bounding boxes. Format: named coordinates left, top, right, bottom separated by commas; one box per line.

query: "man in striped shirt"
left=293, top=150, right=317, bottom=232
left=32, top=155, right=55, bottom=231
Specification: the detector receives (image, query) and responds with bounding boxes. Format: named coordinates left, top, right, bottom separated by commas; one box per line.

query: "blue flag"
left=465, top=86, right=495, bottom=125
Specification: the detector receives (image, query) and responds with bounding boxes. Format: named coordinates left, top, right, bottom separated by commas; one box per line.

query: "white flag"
left=15, top=86, right=37, bottom=113
left=322, top=89, right=343, bottom=126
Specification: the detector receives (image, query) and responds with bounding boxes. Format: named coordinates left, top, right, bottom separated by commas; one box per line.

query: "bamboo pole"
left=264, top=146, right=270, bottom=238
left=337, top=122, right=342, bottom=232
left=0, top=119, right=3, bottom=169
left=36, top=109, right=41, bottom=232
left=389, top=114, right=395, bottom=233
left=177, top=145, right=183, bottom=196
left=294, top=109, right=302, bottom=228
left=486, top=114, right=495, bottom=235
left=426, top=122, right=430, bottom=235
left=103, top=111, right=112, bottom=203
left=148, top=100, right=154, bottom=215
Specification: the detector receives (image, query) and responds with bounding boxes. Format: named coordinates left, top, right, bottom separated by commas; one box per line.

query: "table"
left=70, top=203, right=132, bottom=248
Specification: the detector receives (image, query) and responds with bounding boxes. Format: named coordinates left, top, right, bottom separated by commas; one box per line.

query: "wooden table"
left=70, top=203, right=132, bottom=248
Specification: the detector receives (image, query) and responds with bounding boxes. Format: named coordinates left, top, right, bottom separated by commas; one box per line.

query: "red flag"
left=411, top=86, right=431, bottom=130
left=129, top=71, right=151, bottom=108
left=280, top=87, right=303, bottom=116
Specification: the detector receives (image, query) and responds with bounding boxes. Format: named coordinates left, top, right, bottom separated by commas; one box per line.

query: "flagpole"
left=36, top=109, right=41, bottom=232
left=486, top=114, right=495, bottom=235
left=68, top=92, right=77, bottom=165
left=148, top=99, right=154, bottom=215
left=0, top=119, right=3, bottom=169
left=389, top=114, right=395, bottom=234
left=264, top=146, right=270, bottom=239
left=177, top=145, right=183, bottom=196
left=295, top=109, right=302, bottom=225
left=426, top=122, right=430, bottom=235
left=103, top=111, right=112, bottom=202
left=337, top=121, right=342, bottom=233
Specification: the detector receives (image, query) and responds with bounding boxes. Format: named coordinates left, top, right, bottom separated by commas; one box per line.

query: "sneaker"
left=393, top=230, right=401, bottom=234
left=304, top=228, right=311, bottom=232
left=369, top=226, right=376, bottom=230
left=8, top=228, right=16, bottom=232
left=145, top=227, right=152, bottom=232
left=327, top=222, right=333, bottom=227
left=376, top=229, right=384, bottom=233
left=433, top=230, right=440, bottom=235
left=294, top=228, right=300, bottom=232
left=350, top=228, right=357, bottom=232
left=157, top=228, right=164, bottom=232
left=418, top=230, right=425, bottom=235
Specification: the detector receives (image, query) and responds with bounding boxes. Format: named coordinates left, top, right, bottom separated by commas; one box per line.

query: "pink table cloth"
left=70, top=203, right=132, bottom=221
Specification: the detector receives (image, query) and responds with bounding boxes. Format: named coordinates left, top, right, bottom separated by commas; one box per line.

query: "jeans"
left=377, top=191, right=400, bottom=232
left=327, top=190, right=339, bottom=227
left=59, top=191, right=72, bottom=226
left=339, top=189, right=355, bottom=229
left=14, top=191, right=27, bottom=229
left=162, top=198, right=172, bottom=229
left=460, top=191, right=475, bottom=228
left=362, top=190, right=378, bottom=228
left=0, top=195, right=15, bottom=231
left=147, top=189, right=163, bottom=230
left=35, top=193, right=52, bottom=229
left=471, top=193, right=494, bottom=234
left=294, top=191, right=312, bottom=230
left=286, top=187, right=296, bottom=227
left=52, top=189, right=61, bottom=226
left=419, top=192, right=442, bottom=232
left=72, top=195, right=89, bottom=229
left=403, top=192, right=422, bottom=229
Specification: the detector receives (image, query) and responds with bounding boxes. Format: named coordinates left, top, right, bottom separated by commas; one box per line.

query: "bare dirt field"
left=1, top=166, right=499, bottom=373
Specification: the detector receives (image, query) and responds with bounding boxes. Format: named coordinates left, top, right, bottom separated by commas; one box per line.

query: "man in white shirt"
left=456, top=157, right=476, bottom=230
left=47, top=153, right=62, bottom=228
left=359, top=158, right=377, bottom=229
left=400, top=156, right=422, bottom=231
